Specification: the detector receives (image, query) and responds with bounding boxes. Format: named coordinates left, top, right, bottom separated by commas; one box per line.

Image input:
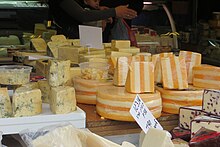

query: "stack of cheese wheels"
left=156, top=85, right=204, bottom=114
left=73, top=77, right=113, bottom=104
left=96, top=85, right=162, bottom=121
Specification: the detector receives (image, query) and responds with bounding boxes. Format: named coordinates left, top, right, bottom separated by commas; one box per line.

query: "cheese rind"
left=0, top=88, right=12, bottom=118
left=125, top=61, right=154, bottom=93
left=49, top=86, right=76, bottom=114
left=12, top=88, right=42, bottom=117
left=48, top=60, right=70, bottom=87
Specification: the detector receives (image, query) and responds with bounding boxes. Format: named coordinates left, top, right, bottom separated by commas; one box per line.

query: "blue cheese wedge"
left=13, top=88, right=42, bottom=117
left=48, top=60, right=70, bottom=87
left=0, top=88, right=12, bottom=118
left=49, top=86, right=76, bottom=114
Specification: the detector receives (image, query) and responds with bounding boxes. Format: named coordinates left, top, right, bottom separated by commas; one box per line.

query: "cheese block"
left=191, top=115, right=220, bottom=137
left=38, top=80, right=50, bottom=103
left=67, top=39, right=80, bottom=46
left=152, top=52, right=173, bottom=83
left=161, top=56, right=188, bottom=89
left=47, top=60, right=70, bottom=87
left=141, top=128, right=174, bottom=147
left=103, top=43, right=111, bottom=48
left=113, top=56, right=131, bottom=86
left=135, top=52, right=152, bottom=62
left=51, top=35, right=67, bottom=42
left=13, top=88, right=42, bottom=117
left=193, top=65, right=220, bottom=89
left=58, top=46, right=80, bottom=63
left=111, top=40, right=130, bottom=49
left=65, top=67, right=81, bottom=87
left=47, top=41, right=71, bottom=58
left=31, top=38, right=47, bottom=52
left=116, top=47, right=140, bottom=55
left=179, top=51, right=201, bottom=84
left=73, top=77, right=112, bottom=104
left=36, top=59, right=48, bottom=77
left=49, top=86, right=76, bottom=114
left=89, top=58, right=108, bottom=63
left=172, top=139, right=189, bottom=147
left=96, top=86, right=162, bottom=121
left=125, top=61, right=154, bottom=93
left=202, top=89, right=220, bottom=116
left=179, top=106, right=206, bottom=130
left=170, top=127, right=191, bottom=142
left=110, top=51, right=132, bottom=68
left=156, top=85, right=203, bottom=114
left=0, top=88, right=12, bottom=118
left=21, top=82, right=39, bottom=89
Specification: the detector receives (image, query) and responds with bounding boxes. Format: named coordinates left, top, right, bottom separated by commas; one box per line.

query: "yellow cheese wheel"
left=156, top=85, right=203, bottom=114
left=96, top=86, right=162, bottom=121
left=73, top=77, right=113, bottom=104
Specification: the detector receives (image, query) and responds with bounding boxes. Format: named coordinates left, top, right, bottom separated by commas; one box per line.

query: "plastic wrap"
left=20, top=123, right=123, bottom=147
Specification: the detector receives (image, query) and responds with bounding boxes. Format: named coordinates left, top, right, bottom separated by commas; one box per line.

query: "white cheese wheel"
left=96, top=86, right=162, bottom=121
left=156, top=85, right=203, bottom=114
left=73, top=77, right=113, bottom=104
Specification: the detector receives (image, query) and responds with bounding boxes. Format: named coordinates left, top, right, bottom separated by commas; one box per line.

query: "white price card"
left=130, top=94, right=163, bottom=134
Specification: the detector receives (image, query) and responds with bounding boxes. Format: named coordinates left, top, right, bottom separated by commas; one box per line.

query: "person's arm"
left=60, top=0, right=137, bottom=22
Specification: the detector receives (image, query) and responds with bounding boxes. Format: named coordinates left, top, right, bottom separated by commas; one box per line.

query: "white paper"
left=79, top=25, right=103, bottom=49
left=130, top=94, right=163, bottom=134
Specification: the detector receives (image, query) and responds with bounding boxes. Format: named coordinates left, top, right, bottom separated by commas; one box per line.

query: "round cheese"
left=73, top=77, right=113, bottom=104
left=96, top=86, right=162, bottom=121
left=156, top=85, right=203, bottom=114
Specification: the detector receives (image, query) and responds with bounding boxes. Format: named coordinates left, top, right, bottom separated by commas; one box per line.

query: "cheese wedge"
left=13, top=88, right=42, bottom=117
left=0, top=88, right=12, bottom=118
left=96, top=86, right=162, bottom=121
left=192, top=64, right=220, bottom=89
left=161, top=56, right=188, bottom=89
left=156, top=85, right=203, bottom=114
left=48, top=59, right=70, bottom=87
left=73, top=77, right=113, bottom=104
left=152, top=52, right=173, bottom=83
left=179, top=51, right=201, bottom=84
left=49, top=86, right=76, bottom=114
left=125, top=61, right=154, bottom=93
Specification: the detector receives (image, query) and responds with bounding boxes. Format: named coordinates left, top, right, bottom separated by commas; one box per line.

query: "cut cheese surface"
left=49, top=86, right=76, bottom=114
left=65, top=67, right=81, bottom=87
left=156, top=85, right=203, bottom=114
left=192, top=64, right=220, bottom=89
left=48, top=59, right=70, bottom=87
left=0, top=88, right=12, bottom=118
left=161, top=56, right=188, bottom=89
left=179, top=51, right=201, bottom=84
left=96, top=86, right=162, bottom=121
left=73, top=77, right=112, bottom=104
left=125, top=61, right=154, bottom=93
left=13, top=88, right=42, bottom=117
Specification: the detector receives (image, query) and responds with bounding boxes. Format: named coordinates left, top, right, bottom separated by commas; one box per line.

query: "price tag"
left=130, top=94, right=163, bottom=134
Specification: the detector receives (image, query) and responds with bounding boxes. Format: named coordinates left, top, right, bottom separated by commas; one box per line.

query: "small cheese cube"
left=161, top=56, right=188, bottom=89
left=13, top=88, right=42, bottom=117
left=49, top=86, right=76, bottom=114
left=48, top=59, right=70, bottom=87
left=38, top=80, right=51, bottom=103
left=125, top=61, right=154, bottom=93
left=0, top=88, right=12, bottom=118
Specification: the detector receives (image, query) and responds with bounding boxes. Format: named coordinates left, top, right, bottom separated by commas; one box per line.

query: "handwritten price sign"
left=130, top=94, right=163, bottom=133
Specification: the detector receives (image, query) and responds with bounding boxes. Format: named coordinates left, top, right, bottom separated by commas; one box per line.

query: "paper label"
left=130, top=94, right=163, bottom=133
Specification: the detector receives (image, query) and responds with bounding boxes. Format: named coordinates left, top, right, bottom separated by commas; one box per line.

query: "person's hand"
left=115, top=5, right=137, bottom=19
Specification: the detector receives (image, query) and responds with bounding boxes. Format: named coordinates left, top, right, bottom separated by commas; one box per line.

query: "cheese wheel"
left=73, top=77, right=113, bottom=104
left=192, top=64, right=220, bottom=89
left=156, top=85, right=203, bottom=114
left=96, top=86, right=162, bottom=121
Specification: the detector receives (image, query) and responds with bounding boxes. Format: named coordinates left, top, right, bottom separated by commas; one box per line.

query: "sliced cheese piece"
left=192, top=64, right=220, bottom=89
left=48, top=59, right=70, bottom=87
left=202, top=89, right=220, bottom=116
left=58, top=46, right=80, bottom=63
left=13, top=88, right=42, bottom=117
left=179, top=51, right=201, bottom=84
left=31, top=38, right=47, bottom=52
left=96, top=86, right=162, bottom=121
left=49, top=86, right=76, bottom=114
left=38, top=80, right=50, bottom=103
left=152, top=52, right=173, bottom=83
left=125, top=61, right=154, bottom=93
left=0, top=88, right=12, bottom=118
left=73, top=77, right=112, bottom=104
left=141, top=128, right=174, bottom=147
left=156, top=85, right=203, bottom=114
left=179, top=106, right=206, bottom=130
left=191, top=115, right=220, bottom=137
left=110, top=51, right=132, bottom=68
left=111, top=40, right=130, bottom=49
left=161, top=56, right=188, bottom=89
